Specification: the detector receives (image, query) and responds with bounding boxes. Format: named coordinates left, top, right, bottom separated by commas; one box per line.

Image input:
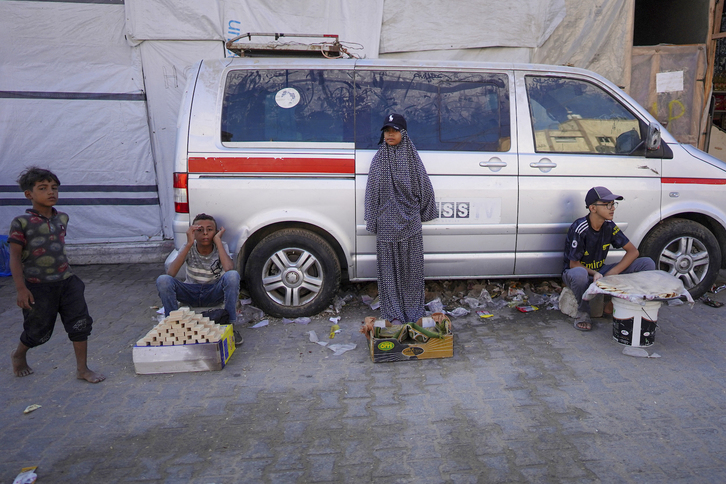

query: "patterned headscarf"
left=364, top=129, right=437, bottom=242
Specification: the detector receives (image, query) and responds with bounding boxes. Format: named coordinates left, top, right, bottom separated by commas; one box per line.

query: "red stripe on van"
left=188, top=157, right=354, bottom=174
left=661, top=177, right=726, bottom=185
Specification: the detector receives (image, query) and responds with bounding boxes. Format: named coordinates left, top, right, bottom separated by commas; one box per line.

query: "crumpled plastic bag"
left=238, top=305, right=265, bottom=324
left=426, top=298, right=445, bottom=313
left=448, top=307, right=470, bottom=317
left=307, top=330, right=356, bottom=355
left=622, top=347, right=661, bottom=358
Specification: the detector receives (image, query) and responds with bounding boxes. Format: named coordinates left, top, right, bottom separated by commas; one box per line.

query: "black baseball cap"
left=585, top=186, right=623, bottom=207
left=381, top=113, right=407, bottom=131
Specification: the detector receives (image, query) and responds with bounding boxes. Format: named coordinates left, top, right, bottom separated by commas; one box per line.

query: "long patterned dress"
left=364, top=130, right=437, bottom=322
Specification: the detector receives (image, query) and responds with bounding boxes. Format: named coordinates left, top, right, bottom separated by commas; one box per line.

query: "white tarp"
left=380, top=0, right=566, bottom=53
left=535, top=0, right=635, bottom=87
left=125, top=0, right=224, bottom=44
left=0, top=1, right=162, bottom=243
left=125, top=0, right=384, bottom=60
left=380, top=0, right=635, bottom=88
left=139, top=40, right=225, bottom=238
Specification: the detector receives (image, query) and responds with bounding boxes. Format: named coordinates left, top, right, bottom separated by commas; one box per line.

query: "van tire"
left=245, top=229, right=341, bottom=318
left=640, top=219, right=721, bottom=298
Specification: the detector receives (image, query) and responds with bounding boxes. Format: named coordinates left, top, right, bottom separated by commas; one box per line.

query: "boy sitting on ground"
left=562, top=186, right=655, bottom=331
left=9, top=167, right=105, bottom=383
left=156, top=213, right=242, bottom=344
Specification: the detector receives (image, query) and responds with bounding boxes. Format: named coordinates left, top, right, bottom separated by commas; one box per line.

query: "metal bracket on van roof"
left=226, top=32, right=355, bottom=58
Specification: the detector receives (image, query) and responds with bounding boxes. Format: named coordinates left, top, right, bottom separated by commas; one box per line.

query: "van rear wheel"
left=640, top=219, right=721, bottom=298
left=245, top=229, right=341, bottom=318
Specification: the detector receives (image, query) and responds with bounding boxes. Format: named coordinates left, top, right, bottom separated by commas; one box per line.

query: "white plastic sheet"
left=380, top=0, right=566, bottom=53
left=223, top=1, right=383, bottom=59
left=124, top=0, right=224, bottom=44
left=125, top=0, right=384, bottom=59
left=534, top=0, right=635, bottom=87
left=0, top=2, right=161, bottom=241
left=139, top=41, right=224, bottom=237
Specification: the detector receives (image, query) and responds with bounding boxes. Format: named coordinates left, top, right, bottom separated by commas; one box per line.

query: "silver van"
left=173, top=56, right=726, bottom=317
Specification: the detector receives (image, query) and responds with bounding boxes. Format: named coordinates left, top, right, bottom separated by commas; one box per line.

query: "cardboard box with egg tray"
left=361, top=313, right=453, bottom=363
left=133, top=308, right=235, bottom=374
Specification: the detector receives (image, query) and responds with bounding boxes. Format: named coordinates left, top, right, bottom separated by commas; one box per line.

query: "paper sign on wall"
left=656, top=71, right=684, bottom=93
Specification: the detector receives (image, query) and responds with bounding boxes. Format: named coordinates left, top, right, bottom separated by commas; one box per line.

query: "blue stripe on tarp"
left=0, top=92, right=144, bottom=101
left=0, top=185, right=158, bottom=193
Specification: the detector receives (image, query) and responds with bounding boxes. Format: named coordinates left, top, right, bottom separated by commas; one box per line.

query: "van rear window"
left=355, top=71, right=510, bottom=152
left=222, top=69, right=354, bottom=143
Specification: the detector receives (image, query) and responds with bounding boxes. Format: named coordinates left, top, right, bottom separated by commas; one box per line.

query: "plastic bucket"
left=612, top=298, right=661, bottom=347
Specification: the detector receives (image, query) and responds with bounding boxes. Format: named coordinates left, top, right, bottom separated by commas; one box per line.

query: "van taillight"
left=173, top=172, right=189, bottom=213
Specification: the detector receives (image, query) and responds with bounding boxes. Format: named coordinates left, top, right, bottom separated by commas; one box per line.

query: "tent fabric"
left=124, top=0, right=224, bottom=44
left=380, top=0, right=566, bottom=53
left=124, top=0, right=384, bottom=60
left=380, top=0, right=635, bottom=88
left=380, top=47, right=534, bottom=64
left=534, top=0, right=635, bottom=88
left=223, top=1, right=383, bottom=59
left=0, top=2, right=143, bottom=93
left=138, top=40, right=225, bottom=238
left=0, top=1, right=160, bottom=241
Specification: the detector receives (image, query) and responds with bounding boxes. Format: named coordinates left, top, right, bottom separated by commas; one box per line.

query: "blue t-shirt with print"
left=562, top=215, right=630, bottom=273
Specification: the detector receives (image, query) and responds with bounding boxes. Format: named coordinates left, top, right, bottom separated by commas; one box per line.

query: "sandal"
left=573, top=312, right=592, bottom=331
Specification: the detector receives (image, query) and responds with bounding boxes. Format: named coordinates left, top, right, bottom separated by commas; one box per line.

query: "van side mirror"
left=646, top=122, right=661, bottom=151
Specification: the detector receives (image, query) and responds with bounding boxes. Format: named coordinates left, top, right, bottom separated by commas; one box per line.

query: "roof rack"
left=225, top=32, right=347, bottom=58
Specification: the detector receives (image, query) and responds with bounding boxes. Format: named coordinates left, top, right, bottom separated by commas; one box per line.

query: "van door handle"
left=530, top=159, right=557, bottom=172
left=479, top=158, right=507, bottom=172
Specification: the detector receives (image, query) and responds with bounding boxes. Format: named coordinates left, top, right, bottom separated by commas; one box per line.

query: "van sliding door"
left=354, top=67, right=518, bottom=279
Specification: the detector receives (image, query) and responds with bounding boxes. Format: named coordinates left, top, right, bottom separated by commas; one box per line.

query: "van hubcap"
left=261, top=248, right=323, bottom=306
left=658, top=236, right=709, bottom=288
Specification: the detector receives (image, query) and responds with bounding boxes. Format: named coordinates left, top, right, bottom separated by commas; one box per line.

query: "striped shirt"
left=184, top=241, right=232, bottom=284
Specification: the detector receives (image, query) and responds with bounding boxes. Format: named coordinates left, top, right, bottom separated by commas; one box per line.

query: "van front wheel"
left=245, top=229, right=341, bottom=318
left=640, top=219, right=721, bottom=298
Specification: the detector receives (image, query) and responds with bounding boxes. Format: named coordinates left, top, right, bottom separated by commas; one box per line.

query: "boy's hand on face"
left=213, top=226, right=225, bottom=244
left=186, top=224, right=201, bottom=245
left=16, top=286, right=34, bottom=309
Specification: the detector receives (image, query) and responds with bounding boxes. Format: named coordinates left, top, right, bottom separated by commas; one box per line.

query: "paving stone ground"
left=2, top=264, right=726, bottom=483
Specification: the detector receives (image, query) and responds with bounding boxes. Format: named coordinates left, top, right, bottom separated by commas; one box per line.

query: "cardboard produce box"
left=133, top=308, right=235, bottom=374
left=361, top=313, right=453, bottom=363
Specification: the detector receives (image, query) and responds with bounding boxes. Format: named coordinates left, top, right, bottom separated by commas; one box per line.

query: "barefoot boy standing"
left=8, top=167, right=105, bottom=383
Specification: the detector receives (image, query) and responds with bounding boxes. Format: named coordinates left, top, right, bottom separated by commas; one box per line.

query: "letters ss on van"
left=172, top=56, right=726, bottom=317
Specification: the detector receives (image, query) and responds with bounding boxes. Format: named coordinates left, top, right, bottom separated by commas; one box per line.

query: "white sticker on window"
left=275, top=88, right=300, bottom=109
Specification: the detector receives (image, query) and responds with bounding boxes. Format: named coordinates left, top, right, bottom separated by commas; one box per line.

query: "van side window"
left=525, top=76, right=643, bottom=155
left=355, top=71, right=510, bottom=151
left=221, top=70, right=354, bottom=143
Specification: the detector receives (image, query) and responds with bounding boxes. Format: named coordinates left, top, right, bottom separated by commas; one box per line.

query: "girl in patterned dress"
left=364, top=114, right=438, bottom=324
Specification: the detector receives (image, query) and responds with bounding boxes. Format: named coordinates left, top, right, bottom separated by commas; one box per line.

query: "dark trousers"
left=562, top=257, right=656, bottom=313
left=20, top=275, right=93, bottom=348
